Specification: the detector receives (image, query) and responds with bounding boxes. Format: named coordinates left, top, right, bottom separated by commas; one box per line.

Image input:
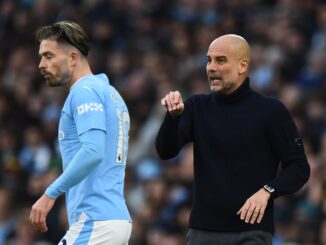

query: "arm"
left=156, top=113, right=183, bottom=159
left=155, top=91, right=192, bottom=160
left=30, top=129, right=105, bottom=232
left=237, top=100, right=310, bottom=224
left=45, top=129, right=105, bottom=198
left=266, top=101, right=310, bottom=197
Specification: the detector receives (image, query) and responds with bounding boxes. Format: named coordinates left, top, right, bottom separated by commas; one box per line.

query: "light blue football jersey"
left=55, top=74, right=131, bottom=224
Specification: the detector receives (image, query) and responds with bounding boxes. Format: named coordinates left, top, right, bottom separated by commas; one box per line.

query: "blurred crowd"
left=0, top=0, right=325, bottom=244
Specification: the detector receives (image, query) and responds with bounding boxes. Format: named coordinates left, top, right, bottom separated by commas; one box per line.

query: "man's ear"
left=69, top=50, right=79, bottom=67
left=239, top=58, right=249, bottom=75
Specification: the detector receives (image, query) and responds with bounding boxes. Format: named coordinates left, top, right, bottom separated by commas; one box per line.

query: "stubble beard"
left=210, top=79, right=226, bottom=94
left=44, top=71, right=70, bottom=88
left=210, top=80, right=235, bottom=95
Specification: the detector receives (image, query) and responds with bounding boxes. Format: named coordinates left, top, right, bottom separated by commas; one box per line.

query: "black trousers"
left=186, top=228, right=273, bottom=245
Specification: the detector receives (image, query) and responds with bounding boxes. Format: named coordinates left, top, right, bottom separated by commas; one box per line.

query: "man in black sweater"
left=155, top=34, right=310, bottom=244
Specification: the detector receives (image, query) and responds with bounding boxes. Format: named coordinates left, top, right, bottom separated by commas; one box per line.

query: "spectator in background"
left=156, top=34, right=310, bottom=244
left=6, top=207, right=52, bottom=245
left=29, top=21, right=132, bottom=244
left=0, top=188, right=15, bottom=244
left=0, top=0, right=324, bottom=244
left=19, top=126, right=51, bottom=176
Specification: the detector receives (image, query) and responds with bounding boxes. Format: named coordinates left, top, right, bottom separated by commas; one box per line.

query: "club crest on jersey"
left=76, top=103, right=103, bottom=115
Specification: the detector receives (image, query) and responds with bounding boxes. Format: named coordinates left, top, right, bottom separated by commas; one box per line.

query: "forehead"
left=39, top=39, right=63, bottom=54
left=207, top=39, right=235, bottom=57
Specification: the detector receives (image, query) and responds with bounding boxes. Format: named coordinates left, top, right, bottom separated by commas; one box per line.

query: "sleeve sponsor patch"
left=76, top=103, right=104, bottom=115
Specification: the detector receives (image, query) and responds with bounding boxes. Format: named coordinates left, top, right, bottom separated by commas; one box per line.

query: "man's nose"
left=207, top=62, right=217, bottom=72
left=39, top=58, right=46, bottom=69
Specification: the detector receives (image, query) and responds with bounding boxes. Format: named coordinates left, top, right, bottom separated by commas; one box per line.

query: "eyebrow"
left=39, top=51, right=54, bottom=57
left=207, top=55, right=227, bottom=59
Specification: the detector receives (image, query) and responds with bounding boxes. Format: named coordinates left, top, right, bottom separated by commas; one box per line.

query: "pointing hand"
left=161, top=91, right=184, bottom=117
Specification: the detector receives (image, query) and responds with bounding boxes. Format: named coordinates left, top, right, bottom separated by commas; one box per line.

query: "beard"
left=209, top=79, right=236, bottom=95
left=209, top=79, right=227, bottom=94
left=210, top=83, right=224, bottom=93
left=44, top=74, right=62, bottom=87
left=41, top=70, right=70, bottom=87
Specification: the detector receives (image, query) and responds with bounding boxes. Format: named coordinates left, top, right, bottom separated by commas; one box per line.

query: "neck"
left=224, top=76, right=247, bottom=95
left=214, top=77, right=251, bottom=104
left=69, top=60, right=92, bottom=88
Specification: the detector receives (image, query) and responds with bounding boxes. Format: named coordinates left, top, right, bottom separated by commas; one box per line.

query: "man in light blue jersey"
left=30, top=21, right=132, bottom=244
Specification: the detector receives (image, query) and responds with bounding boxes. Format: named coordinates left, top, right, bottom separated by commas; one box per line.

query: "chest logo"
left=76, top=103, right=104, bottom=115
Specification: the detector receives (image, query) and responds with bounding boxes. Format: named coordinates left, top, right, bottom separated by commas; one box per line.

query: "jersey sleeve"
left=45, top=129, right=105, bottom=199
left=70, top=86, right=106, bottom=135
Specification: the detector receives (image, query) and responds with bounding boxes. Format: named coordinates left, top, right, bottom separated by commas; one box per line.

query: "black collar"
left=213, top=78, right=251, bottom=104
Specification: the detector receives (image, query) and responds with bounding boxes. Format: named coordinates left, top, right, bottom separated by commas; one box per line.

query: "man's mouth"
left=41, top=71, right=51, bottom=79
left=210, top=76, right=222, bottom=83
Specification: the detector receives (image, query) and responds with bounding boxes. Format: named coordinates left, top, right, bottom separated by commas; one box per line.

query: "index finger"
left=173, top=91, right=181, bottom=105
left=161, top=98, right=167, bottom=106
left=237, top=203, right=249, bottom=220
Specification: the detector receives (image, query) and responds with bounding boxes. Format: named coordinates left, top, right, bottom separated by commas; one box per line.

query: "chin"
left=210, top=86, right=223, bottom=93
left=47, top=80, right=62, bottom=87
left=46, top=80, right=55, bottom=86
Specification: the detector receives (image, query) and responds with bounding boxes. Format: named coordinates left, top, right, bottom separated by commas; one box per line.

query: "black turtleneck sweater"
left=156, top=78, right=310, bottom=233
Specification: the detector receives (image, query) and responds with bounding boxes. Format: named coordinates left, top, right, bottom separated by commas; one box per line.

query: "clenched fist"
left=161, top=91, right=184, bottom=117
